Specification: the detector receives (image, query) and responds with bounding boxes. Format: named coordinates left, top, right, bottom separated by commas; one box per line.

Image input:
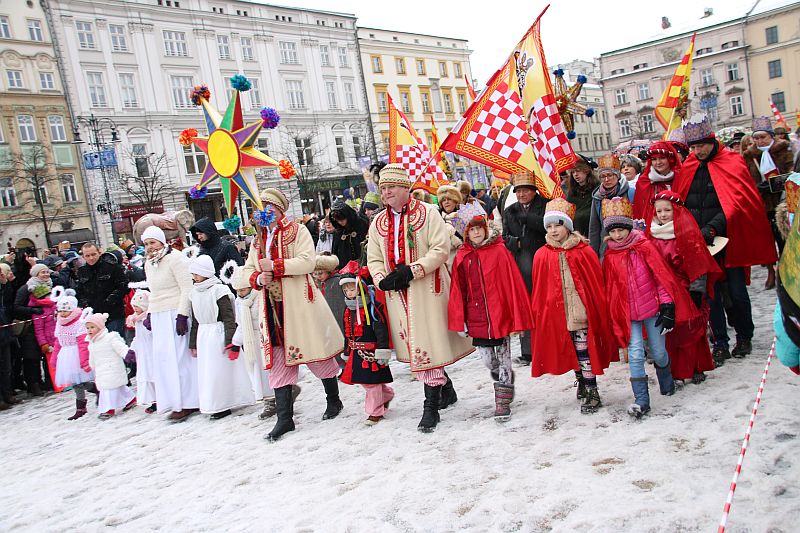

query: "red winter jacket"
left=624, top=245, right=671, bottom=321
left=30, top=296, right=57, bottom=347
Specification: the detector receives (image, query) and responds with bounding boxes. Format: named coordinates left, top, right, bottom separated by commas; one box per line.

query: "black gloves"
left=700, top=226, right=716, bottom=245
left=31, top=307, right=43, bottom=315
left=655, top=303, right=675, bottom=335
left=689, top=291, right=703, bottom=309
left=378, top=264, right=414, bottom=292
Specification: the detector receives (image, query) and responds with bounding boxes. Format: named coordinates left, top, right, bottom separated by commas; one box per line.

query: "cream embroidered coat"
left=367, top=198, right=473, bottom=371
left=242, top=218, right=343, bottom=369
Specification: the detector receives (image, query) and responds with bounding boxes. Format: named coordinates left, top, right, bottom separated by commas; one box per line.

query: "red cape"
left=529, top=239, right=617, bottom=377
left=448, top=234, right=532, bottom=338
left=603, top=233, right=701, bottom=349
left=633, top=171, right=672, bottom=222
left=673, top=142, right=778, bottom=268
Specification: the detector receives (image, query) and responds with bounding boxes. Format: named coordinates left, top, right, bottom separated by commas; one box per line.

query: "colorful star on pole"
left=552, top=69, right=594, bottom=140
left=186, top=76, right=279, bottom=214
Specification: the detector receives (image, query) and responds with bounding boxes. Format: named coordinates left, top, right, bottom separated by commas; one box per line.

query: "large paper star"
left=190, top=80, right=278, bottom=213
left=552, top=69, right=594, bottom=140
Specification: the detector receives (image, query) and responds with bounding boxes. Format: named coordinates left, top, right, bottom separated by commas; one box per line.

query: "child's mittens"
left=40, top=344, right=51, bottom=355
left=143, top=313, right=152, bottom=331
left=226, top=344, right=240, bottom=361
left=375, top=349, right=392, bottom=366
left=655, top=303, right=675, bottom=335
left=124, top=349, right=136, bottom=364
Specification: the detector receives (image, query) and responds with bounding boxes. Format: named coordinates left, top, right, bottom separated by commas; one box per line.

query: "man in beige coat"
left=367, top=164, right=473, bottom=432
left=243, top=188, right=345, bottom=441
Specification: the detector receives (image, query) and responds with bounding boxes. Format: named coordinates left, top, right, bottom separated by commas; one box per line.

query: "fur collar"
left=465, top=226, right=501, bottom=249
left=545, top=231, right=586, bottom=250
left=649, top=220, right=675, bottom=240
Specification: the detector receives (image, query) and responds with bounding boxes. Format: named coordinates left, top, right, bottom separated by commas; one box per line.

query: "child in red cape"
left=448, top=203, right=531, bottom=421
left=632, top=141, right=682, bottom=223
left=602, top=197, right=699, bottom=418
left=648, top=191, right=721, bottom=384
left=530, top=198, right=616, bottom=414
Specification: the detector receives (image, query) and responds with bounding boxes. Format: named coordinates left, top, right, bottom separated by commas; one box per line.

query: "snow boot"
left=321, top=377, right=343, bottom=420
left=712, top=346, right=730, bottom=367
left=67, top=399, right=88, bottom=420
left=692, top=372, right=706, bottom=385
left=731, top=339, right=752, bottom=358
left=145, top=403, right=158, bottom=414
left=493, top=382, right=513, bottom=422
left=418, top=384, right=442, bottom=433
left=580, top=387, right=602, bottom=414
left=439, top=372, right=458, bottom=409
left=210, top=409, right=231, bottom=420
left=574, top=371, right=587, bottom=400
left=654, top=361, right=676, bottom=396
left=259, top=397, right=277, bottom=420
left=627, top=377, right=651, bottom=419
left=266, top=385, right=295, bottom=442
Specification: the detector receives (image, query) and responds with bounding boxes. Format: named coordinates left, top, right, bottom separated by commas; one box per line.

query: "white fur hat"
left=231, top=267, right=252, bottom=291
left=141, top=225, right=166, bottom=244
left=131, top=289, right=150, bottom=311
left=189, top=255, right=215, bottom=279
left=52, top=286, right=78, bottom=312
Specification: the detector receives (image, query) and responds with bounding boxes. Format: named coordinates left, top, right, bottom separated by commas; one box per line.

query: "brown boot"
left=167, top=408, right=198, bottom=423
left=67, top=399, right=88, bottom=420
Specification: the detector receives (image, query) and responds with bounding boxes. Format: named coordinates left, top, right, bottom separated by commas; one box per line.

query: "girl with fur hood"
left=448, top=203, right=532, bottom=421
left=52, top=288, right=97, bottom=419
left=437, top=184, right=465, bottom=268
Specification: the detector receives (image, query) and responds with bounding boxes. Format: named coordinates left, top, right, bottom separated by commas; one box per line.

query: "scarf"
left=26, top=276, right=52, bottom=291
left=193, top=276, right=221, bottom=292
left=126, top=309, right=147, bottom=329
left=598, top=183, right=620, bottom=199
left=648, top=168, right=674, bottom=184
left=607, top=229, right=644, bottom=251
left=344, top=297, right=361, bottom=311
left=237, top=290, right=259, bottom=367
left=649, top=220, right=675, bottom=240
left=758, top=141, right=777, bottom=178
left=147, top=245, right=169, bottom=266
left=57, top=308, right=82, bottom=326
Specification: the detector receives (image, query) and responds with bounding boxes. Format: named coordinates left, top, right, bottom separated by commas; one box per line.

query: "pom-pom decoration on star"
left=260, top=107, right=280, bottom=129
left=243, top=224, right=256, bottom=236
left=189, top=85, right=211, bottom=107
left=279, top=160, right=296, bottom=180
left=184, top=75, right=280, bottom=216
left=585, top=107, right=595, bottom=118
left=222, top=215, right=241, bottom=233
left=255, top=206, right=277, bottom=227
left=178, top=128, right=198, bottom=146
left=552, top=69, right=593, bottom=142
left=189, top=185, right=208, bottom=199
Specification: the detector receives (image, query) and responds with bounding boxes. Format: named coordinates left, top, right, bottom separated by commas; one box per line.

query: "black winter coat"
left=190, top=217, right=244, bottom=274
left=683, top=143, right=727, bottom=237
left=329, top=200, right=370, bottom=270
left=0, top=283, right=14, bottom=346
left=501, top=194, right=548, bottom=292
left=76, top=255, right=128, bottom=320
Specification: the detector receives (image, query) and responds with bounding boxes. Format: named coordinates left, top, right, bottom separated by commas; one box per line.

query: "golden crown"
left=601, top=196, right=633, bottom=220
left=511, top=171, right=536, bottom=189
left=544, top=198, right=576, bottom=220
left=596, top=153, right=621, bottom=171
left=786, top=179, right=800, bottom=215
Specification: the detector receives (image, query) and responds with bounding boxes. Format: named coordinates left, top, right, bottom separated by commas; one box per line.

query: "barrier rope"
left=0, top=314, right=51, bottom=329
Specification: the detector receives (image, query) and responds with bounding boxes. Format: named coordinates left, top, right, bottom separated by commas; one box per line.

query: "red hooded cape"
left=448, top=233, right=532, bottom=339
left=633, top=141, right=682, bottom=221
left=672, top=142, right=778, bottom=268
left=529, top=238, right=617, bottom=377
left=603, top=232, right=701, bottom=349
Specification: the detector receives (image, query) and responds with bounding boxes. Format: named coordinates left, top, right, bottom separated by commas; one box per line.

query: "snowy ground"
left=2, top=267, right=798, bottom=532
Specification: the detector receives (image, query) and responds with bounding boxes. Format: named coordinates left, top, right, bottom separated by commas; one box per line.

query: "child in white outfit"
left=85, top=311, right=136, bottom=420
left=126, top=289, right=157, bottom=413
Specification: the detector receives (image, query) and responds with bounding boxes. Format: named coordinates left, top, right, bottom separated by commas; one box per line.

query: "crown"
left=596, top=153, right=621, bottom=171
left=682, top=113, right=714, bottom=144
left=511, top=170, right=536, bottom=189
left=544, top=198, right=576, bottom=220
left=786, top=178, right=800, bottom=215
left=752, top=115, right=774, bottom=134
left=601, top=196, right=633, bottom=220
left=668, top=127, right=686, bottom=144
left=453, top=202, right=487, bottom=237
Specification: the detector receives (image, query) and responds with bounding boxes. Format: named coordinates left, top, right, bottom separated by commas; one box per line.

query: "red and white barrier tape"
left=717, top=337, right=776, bottom=533
left=0, top=314, right=51, bottom=329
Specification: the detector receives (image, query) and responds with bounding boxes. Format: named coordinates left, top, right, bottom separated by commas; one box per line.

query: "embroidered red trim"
left=273, top=258, right=285, bottom=279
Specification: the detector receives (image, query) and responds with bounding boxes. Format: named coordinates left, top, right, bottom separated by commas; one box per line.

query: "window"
left=295, top=137, right=313, bottom=165
left=241, top=37, right=253, bottom=61
left=633, top=63, right=648, bottom=70
left=212, top=6, right=224, bottom=14
left=61, top=175, right=78, bottom=203
left=286, top=80, right=305, bottom=109
left=334, top=21, right=343, bottom=28
left=614, top=88, right=627, bottom=105
left=439, top=61, right=448, bottom=77
left=771, top=91, right=786, bottom=113
left=721, top=40, right=739, bottom=50
left=637, top=83, right=650, bottom=100
left=320, top=45, right=330, bottom=66
left=443, top=92, right=452, bottom=114
left=248, top=78, right=261, bottom=109
left=86, top=71, right=107, bottom=107
left=76, top=21, right=95, bottom=49
left=17, top=115, right=36, bottom=142
left=640, top=114, right=655, bottom=133
left=768, top=59, right=782, bottom=79
left=119, top=73, right=138, bottom=108
left=0, top=16, right=9, bottom=39
left=163, top=30, right=188, bottom=57
left=371, top=55, right=383, bottom=73
left=344, top=82, right=355, bottom=109
left=352, top=133, right=363, bottom=158
left=416, top=59, right=426, bottom=75
left=27, top=20, right=43, bottom=41
left=217, top=35, right=230, bottom=59
left=338, top=47, right=349, bottom=67
left=279, top=41, right=298, bottom=64
left=222, top=76, right=234, bottom=101
left=765, top=26, right=778, bottom=45
left=0, top=178, right=17, bottom=207
left=401, top=91, right=412, bottom=113
left=48, top=116, right=66, bottom=142
left=421, top=91, right=431, bottom=113
left=335, top=136, right=345, bottom=163
left=610, top=68, right=625, bottom=75
left=183, top=144, right=206, bottom=174
left=109, top=24, right=127, bottom=51
left=255, top=137, right=269, bottom=155
left=730, top=95, right=744, bottom=116
left=7, top=70, right=23, bottom=89
left=695, top=47, right=712, bottom=56
left=325, top=81, right=338, bottom=110
left=171, top=75, right=193, bottom=108
left=35, top=182, right=49, bottom=205
left=454, top=63, right=462, bottom=78
left=700, top=68, right=714, bottom=86
left=376, top=90, right=388, bottom=113
left=619, top=118, right=631, bottom=138
left=395, top=58, right=406, bottom=75
left=726, top=63, right=740, bottom=81
left=316, top=19, right=326, bottom=26
left=458, top=92, right=467, bottom=113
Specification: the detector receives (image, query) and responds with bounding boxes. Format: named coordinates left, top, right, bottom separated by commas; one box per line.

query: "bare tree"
left=118, top=149, right=177, bottom=212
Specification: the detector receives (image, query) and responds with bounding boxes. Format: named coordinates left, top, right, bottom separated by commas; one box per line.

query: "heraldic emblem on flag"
left=387, top=93, right=448, bottom=194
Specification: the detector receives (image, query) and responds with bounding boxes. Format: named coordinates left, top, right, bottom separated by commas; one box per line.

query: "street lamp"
left=72, top=114, right=122, bottom=245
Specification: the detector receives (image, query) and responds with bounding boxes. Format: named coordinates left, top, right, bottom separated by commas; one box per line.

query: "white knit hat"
left=29, top=263, right=50, bottom=278
left=189, top=255, right=215, bottom=279
left=141, top=225, right=166, bottom=244
left=53, top=286, right=78, bottom=312
left=231, top=267, right=252, bottom=291
left=131, top=289, right=150, bottom=311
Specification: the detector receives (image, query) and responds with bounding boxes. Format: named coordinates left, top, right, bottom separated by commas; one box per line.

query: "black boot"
left=654, top=361, right=676, bottom=396
left=418, top=384, right=442, bottom=433
left=574, top=371, right=587, bottom=400
left=265, top=385, right=295, bottom=442
left=321, top=377, right=343, bottom=420
left=580, top=387, right=602, bottom=414
left=439, top=372, right=458, bottom=409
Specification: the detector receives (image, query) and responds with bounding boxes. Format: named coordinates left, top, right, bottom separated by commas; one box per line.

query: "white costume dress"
left=89, top=329, right=135, bottom=413
left=232, top=291, right=273, bottom=400
left=131, top=319, right=156, bottom=406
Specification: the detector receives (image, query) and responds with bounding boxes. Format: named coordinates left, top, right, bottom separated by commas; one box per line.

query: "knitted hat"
left=85, top=311, right=108, bottom=330
left=752, top=116, right=774, bottom=135
left=543, top=198, right=576, bottom=232
left=32, top=284, right=51, bottom=299
left=260, top=188, right=289, bottom=213
left=230, top=267, right=252, bottom=291
left=646, top=141, right=680, bottom=163
left=363, top=191, right=381, bottom=209
left=453, top=202, right=487, bottom=238
left=131, top=289, right=150, bottom=311
left=456, top=180, right=473, bottom=199
left=682, top=113, right=715, bottom=146
left=652, top=190, right=684, bottom=206
left=436, top=185, right=463, bottom=205
left=141, top=225, right=166, bottom=244
left=596, top=153, right=621, bottom=176
left=54, top=287, right=78, bottom=312
left=574, top=153, right=598, bottom=171
left=314, top=255, right=339, bottom=273
left=410, top=189, right=430, bottom=203
left=29, top=263, right=49, bottom=278
left=189, top=255, right=216, bottom=279
left=511, top=171, right=536, bottom=191
left=601, top=196, right=634, bottom=231
left=338, top=260, right=361, bottom=286
left=378, top=163, right=412, bottom=188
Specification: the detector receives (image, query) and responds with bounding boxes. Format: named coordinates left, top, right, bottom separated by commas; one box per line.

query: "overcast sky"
left=265, top=0, right=782, bottom=85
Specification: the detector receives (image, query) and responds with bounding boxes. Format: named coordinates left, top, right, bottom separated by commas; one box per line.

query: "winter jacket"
left=501, top=193, right=548, bottom=291
left=29, top=296, right=56, bottom=348
left=53, top=310, right=89, bottom=370
left=190, top=217, right=244, bottom=274
left=144, top=248, right=193, bottom=316
left=565, top=185, right=594, bottom=237
left=588, top=177, right=633, bottom=259
left=743, top=139, right=794, bottom=213
left=625, top=243, right=670, bottom=320
left=681, top=143, right=727, bottom=238
left=76, top=255, right=128, bottom=320
left=0, top=282, right=13, bottom=347
left=13, top=283, right=39, bottom=320
left=87, top=329, right=129, bottom=390
left=329, top=199, right=370, bottom=270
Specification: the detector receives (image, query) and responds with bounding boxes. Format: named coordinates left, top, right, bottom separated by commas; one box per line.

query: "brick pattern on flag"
left=529, top=93, right=574, bottom=177
left=466, top=84, right=530, bottom=161
left=769, top=99, right=786, bottom=125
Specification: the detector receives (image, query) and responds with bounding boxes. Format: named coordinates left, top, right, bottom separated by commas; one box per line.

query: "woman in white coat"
left=142, top=226, right=199, bottom=422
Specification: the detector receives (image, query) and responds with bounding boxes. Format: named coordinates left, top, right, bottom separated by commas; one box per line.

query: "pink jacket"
left=53, top=310, right=91, bottom=371
left=625, top=246, right=671, bottom=321
left=30, top=296, right=57, bottom=348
